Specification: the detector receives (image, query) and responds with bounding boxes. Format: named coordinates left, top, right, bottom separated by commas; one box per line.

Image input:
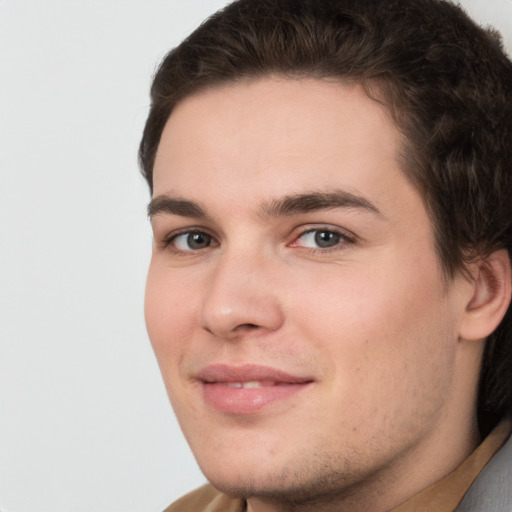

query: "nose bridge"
left=200, top=245, right=284, bottom=338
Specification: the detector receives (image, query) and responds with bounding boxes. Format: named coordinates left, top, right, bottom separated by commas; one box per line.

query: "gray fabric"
left=456, top=433, right=512, bottom=511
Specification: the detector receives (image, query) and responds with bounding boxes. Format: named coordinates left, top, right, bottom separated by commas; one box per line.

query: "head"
left=141, top=0, right=512, bottom=508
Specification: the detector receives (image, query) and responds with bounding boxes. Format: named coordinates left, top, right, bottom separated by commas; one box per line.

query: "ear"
left=459, top=249, right=511, bottom=341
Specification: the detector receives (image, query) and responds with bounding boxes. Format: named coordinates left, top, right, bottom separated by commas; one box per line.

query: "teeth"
left=222, top=381, right=276, bottom=388
left=243, top=381, right=262, bottom=388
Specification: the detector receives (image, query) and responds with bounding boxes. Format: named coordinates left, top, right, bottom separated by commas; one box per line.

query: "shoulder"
left=457, top=431, right=512, bottom=511
left=163, top=483, right=245, bottom=512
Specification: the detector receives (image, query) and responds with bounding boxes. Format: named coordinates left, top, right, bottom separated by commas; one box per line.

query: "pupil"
left=187, top=232, right=210, bottom=249
left=314, top=231, right=339, bottom=248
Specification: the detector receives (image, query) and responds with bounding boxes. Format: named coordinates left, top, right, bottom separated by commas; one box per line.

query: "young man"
left=140, top=1, right=512, bottom=510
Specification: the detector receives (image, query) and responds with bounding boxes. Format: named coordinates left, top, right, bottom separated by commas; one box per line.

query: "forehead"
left=152, top=77, right=420, bottom=227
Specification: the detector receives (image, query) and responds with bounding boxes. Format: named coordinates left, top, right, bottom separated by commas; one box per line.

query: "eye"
left=291, top=228, right=352, bottom=250
left=168, top=231, right=217, bottom=251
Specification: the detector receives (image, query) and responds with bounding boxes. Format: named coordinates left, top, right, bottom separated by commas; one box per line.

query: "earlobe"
left=459, top=249, right=512, bottom=341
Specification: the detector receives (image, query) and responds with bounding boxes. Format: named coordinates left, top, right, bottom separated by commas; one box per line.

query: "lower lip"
left=202, top=382, right=309, bottom=414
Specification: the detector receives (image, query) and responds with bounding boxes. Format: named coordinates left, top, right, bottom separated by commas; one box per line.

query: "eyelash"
left=291, top=227, right=356, bottom=253
left=160, top=226, right=355, bottom=254
left=161, top=228, right=217, bottom=252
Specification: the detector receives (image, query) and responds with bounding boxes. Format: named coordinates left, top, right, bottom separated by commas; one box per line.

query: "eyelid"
left=156, top=223, right=356, bottom=254
left=160, top=227, right=219, bottom=252
left=289, top=225, right=357, bottom=249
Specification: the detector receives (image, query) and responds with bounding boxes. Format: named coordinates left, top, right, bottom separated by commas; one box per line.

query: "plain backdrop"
left=1, top=1, right=511, bottom=511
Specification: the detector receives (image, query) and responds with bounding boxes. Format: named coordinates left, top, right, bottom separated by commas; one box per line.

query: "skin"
left=145, top=78, right=488, bottom=511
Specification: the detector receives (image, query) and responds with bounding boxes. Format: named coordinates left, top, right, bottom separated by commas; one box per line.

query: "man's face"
left=146, top=78, right=473, bottom=506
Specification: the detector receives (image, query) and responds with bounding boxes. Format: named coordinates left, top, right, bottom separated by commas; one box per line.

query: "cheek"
left=144, top=265, right=202, bottom=419
left=290, top=259, right=456, bottom=402
left=144, top=263, right=195, bottom=367
left=292, top=250, right=451, bottom=344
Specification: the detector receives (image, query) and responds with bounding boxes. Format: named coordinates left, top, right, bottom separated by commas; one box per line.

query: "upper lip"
left=196, top=364, right=313, bottom=384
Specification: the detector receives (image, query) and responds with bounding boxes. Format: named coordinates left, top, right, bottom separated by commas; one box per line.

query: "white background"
left=1, top=1, right=511, bottom=511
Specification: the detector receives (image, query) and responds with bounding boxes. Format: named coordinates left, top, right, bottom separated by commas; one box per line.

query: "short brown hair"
left=139, top=0, right=512, bottom=434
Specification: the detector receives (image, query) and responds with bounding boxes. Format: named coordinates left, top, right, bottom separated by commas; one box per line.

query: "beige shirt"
left=165, top=417, right=512, bottom=512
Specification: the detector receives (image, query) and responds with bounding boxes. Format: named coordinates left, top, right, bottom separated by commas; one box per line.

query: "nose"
left=200, top=251, right=285, bottom=340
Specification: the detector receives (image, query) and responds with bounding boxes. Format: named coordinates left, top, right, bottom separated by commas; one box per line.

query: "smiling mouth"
left=197, top=364, right=313, bottom=414
left=215, top=380, right=293, bottom=388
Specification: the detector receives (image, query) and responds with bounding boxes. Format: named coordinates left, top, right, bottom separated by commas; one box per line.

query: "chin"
left=205, top=469, right=360, bottom=509
left=198, top=451, right=362, bottom=507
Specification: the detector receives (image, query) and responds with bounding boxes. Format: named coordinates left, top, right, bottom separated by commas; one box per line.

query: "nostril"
left=202, top=322, right=259, bottom=337
left=239, top=323, right=259, bottom=330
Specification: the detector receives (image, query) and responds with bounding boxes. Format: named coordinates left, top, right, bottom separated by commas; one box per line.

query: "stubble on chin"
left=203, top=451, right=386, bottom=512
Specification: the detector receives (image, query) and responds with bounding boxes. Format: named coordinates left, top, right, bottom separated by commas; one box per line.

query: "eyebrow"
left=148, top=189, right=383, bottom=220
left=260, top=190, right=383, bottom=219
left=148, top=195, right=208, bottom=219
